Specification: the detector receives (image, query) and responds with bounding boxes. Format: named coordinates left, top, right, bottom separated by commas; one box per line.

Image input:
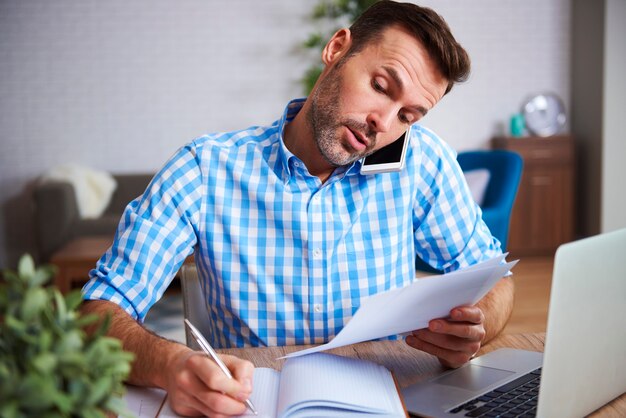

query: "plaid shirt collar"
left=276, top=98, right=362, bottom=185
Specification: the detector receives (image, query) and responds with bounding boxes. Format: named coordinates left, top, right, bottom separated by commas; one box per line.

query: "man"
left=81, top=1, right=514, bottom=416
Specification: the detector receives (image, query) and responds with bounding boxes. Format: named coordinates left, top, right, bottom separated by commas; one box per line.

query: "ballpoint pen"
left=184, top=319, right=258, bottom=416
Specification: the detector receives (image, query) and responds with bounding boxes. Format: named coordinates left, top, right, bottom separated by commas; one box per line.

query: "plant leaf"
left=74, top=312, right=100, bottom=328
left=2, top=253, right=134, bottom=415
left=17, top=254, right=35, bottom=281
left=32, top=352, right=58, bottom=374
left=65, top=290, right=84, bottom=312
left=85, top=376, right=112, bottom=406
left=303, top=32, right=325, bottom=49
left=20, top=287, right=48, bottom=321
left=5, top=314, right=27, bottom=334
left=105, top=395, right=133, bottom=418
left=53, top=288, right=68, bottom=321
left=31, top=266, right=54, bottom=287
left=18, top=374, right=56, bottom=411
left=0, top=402, right=19, bottom=418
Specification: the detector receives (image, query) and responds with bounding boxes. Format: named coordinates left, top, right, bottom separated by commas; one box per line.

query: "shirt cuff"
left=82, top=273, right=141, bottom=321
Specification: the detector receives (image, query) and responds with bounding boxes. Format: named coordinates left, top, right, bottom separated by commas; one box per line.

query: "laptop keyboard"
left=448, top=367, right=542, bottom=417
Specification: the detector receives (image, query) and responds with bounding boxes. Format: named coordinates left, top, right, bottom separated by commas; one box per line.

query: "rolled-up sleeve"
left=82, top=142, right=204, bottom=321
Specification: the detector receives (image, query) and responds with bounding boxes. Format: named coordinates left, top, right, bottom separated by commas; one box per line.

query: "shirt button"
left=313, top=248, right=322, bottom=258
left=314, top=304, right=322, bottom=313
left=313, top=194, right=320, bottom=202
left=293, top=161, right=300, bottom=167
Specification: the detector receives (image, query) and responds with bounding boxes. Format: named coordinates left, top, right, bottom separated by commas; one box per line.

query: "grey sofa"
left=33, top=173, right=154, bottom=262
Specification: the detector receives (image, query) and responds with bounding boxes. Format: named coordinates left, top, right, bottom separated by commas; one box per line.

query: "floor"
left=503, top=256, right=553, bottom=334
left=143, top=256, right=554, bottom=345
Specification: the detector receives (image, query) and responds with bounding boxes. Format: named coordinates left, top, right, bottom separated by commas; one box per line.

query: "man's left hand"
left=405, top=305, right=486, bottom=368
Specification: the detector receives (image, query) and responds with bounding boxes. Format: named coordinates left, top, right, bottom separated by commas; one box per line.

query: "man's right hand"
left=164, top=348, right=255, bottom=417
left=80, top=300, right=255, bottom=418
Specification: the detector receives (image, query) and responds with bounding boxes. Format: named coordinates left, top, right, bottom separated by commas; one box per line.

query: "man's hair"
left=347, top=0, right=470, bottom=94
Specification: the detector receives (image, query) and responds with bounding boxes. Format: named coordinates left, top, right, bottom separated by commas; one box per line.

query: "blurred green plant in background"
left=0, top=255, right=134, bottom=418
left=301, top=0, right=379, bottom=94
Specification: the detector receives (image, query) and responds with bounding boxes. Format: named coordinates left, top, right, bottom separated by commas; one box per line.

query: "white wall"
left=0, top=0, right=572, bottom=267
left=601, top=0, right=626, bottom=233
left=413, top=0, right=571, bottom=146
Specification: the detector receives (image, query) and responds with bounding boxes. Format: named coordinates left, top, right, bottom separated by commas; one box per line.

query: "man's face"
left=307, top=25, right=448, bottom=168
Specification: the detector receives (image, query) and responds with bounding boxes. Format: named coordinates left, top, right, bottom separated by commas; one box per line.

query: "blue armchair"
left=415, top=150, right=523, bottom=273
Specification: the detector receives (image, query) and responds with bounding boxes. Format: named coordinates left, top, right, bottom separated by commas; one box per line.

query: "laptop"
left=401, top=228, right=626, bottom=418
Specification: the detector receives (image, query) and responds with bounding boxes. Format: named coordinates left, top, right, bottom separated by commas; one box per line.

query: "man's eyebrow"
left=382, top=65, right=429, bottom=117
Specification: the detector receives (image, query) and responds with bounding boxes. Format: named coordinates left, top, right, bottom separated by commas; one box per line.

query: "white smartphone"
left=360, top=127, right=410, bottom=175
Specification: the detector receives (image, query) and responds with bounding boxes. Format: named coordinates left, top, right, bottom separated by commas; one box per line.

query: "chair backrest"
left=180, top=264, right=210, bottom=350
left=457, top=150, right=523, bottom=251
left=415, top=150, right=523, bottom=273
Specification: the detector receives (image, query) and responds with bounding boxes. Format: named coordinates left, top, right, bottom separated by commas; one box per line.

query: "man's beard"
left=307, top=67, right=376, bottom=167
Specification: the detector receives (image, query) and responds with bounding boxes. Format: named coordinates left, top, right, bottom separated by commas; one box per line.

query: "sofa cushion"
left=105, top=174, right=153, bottom=215
left=40, top=164, right=117, bottom=219
left=74, top=216, right=122, bottom=238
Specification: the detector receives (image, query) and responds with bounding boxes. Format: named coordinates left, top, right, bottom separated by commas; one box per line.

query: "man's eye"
left=372, top=79, right=386, bottom=93
left=399, top=113, right=411, bottom=124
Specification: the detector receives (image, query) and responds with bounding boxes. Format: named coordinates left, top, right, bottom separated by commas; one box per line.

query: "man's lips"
left=346, top=127, right=370, bottom=151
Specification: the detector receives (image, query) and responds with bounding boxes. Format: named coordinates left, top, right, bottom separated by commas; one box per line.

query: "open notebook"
left=154, top=353, right=406, bottom=418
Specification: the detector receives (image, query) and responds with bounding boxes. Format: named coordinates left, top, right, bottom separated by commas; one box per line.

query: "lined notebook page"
left=276, top=353, right=403, bottom=417
left=124, top=386, right=167, bottom=417
left=238, top=368, right=280, bottom=418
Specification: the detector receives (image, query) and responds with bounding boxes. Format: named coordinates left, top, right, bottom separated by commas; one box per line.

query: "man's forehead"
left=363, top=27, right=447, bottom=104
left=381, top=65, right=430, bottom=117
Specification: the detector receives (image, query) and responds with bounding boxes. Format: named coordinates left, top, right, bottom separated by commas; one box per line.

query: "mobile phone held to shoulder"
left=360, top=127, right=410, bottom=175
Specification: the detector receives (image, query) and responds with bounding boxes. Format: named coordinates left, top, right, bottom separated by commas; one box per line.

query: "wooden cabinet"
left=492, top=136, right=575, bottom=256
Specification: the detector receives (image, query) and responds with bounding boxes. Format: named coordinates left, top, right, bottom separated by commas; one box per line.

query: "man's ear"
left=322, top=28, right=352, bottom=66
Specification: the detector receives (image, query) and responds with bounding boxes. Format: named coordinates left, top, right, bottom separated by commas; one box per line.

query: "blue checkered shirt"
left=83, top=99, right=502, bottom=348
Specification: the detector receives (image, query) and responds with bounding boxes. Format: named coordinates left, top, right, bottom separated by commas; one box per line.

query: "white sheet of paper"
left=122, top=386, right=167, bottom=417
left=282, top=257, right=517, bottom=359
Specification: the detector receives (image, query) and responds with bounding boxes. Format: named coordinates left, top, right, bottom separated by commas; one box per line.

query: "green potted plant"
left=0, top=255, right=134, bottom=418
left=301, top=0, right=379, bottom=93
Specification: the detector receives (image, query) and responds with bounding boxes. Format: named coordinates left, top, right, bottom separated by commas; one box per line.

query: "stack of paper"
left=283, top=255, right=516, bottom=359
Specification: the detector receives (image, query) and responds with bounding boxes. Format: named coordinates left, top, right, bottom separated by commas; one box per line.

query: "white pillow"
left=463, top=169, right=490, bottom=206
left=40, top=164, right=117, bottom=219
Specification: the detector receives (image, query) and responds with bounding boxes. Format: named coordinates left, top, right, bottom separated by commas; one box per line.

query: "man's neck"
left=283, top=103, right=335, bottom=183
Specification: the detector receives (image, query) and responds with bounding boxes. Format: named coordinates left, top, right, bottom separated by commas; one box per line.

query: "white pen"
left=184, top=319, right=258, bottom=415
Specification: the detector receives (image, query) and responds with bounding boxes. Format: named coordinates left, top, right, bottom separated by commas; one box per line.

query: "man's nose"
left=366, top=108, right=395, bottom=133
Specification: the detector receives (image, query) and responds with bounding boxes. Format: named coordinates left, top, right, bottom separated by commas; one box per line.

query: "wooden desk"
left=123, top=333, right=624, bottom=417
left=218, top=333, right=625, bottom=417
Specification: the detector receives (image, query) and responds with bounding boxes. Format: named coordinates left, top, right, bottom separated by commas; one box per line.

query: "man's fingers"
left=413, top=329, right=482, bottom=354
left=193, top=390, right=248, bottom=417
left=449, top=306, right=485, bottom=324
left=406, top=306, right=487, bottom=368
left=428, top=319, right=486, bottom=341
left=223, top=355, right=255, bottom=391
left=185, top=353, right=252, bottom=400
left=166, top=351, right=255, bottom=417
left=171, top=371, right=248, bottom=417
left=406, top=334, right=471, bottom=368
left=223, top=355, right=255, bottom=403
